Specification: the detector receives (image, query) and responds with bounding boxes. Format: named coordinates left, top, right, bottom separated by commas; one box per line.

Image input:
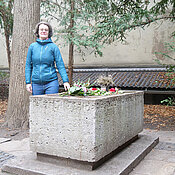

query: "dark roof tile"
left=58, top=70, right=175, bottom=89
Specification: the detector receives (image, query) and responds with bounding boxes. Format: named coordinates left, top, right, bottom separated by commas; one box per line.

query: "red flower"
left=91, top=88, right=97, bottom=90
left=109, top=88, right=116, bottom=92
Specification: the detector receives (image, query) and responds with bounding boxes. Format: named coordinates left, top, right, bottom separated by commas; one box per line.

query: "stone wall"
left=1, top=20, right=175, bottom=69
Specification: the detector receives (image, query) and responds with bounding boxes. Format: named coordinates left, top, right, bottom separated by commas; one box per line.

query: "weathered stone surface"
left=0, top=151, right=14, bottom=168
left=29, top=91, right=144, bottom=163
left=0, top=138, right=11, bottom=144
left=1, top=134, right=159, bottom=175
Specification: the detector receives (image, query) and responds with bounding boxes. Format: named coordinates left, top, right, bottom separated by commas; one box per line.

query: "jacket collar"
left=36, top=38, right=53, bottom=45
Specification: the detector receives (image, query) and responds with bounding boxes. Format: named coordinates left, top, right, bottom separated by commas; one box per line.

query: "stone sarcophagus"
left=29, top=91, right=144, bottom=169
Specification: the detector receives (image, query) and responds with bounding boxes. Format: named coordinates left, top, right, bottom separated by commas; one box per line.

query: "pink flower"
left=82, top=87, right=87, bottom=93
left=109, top=88, right=116, bottom=92
left=91, top=88, right=97, bottom=91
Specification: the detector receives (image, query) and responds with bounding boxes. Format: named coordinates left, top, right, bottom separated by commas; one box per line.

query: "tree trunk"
left=4, top=31, right=11, bottom=69
left=68, top=0, right=75, bottom=86
left=5, top=0, right=40, bottom=129
left=68, top=42, right=74, bottom=85
left=0, top=1, right=13, bottom=70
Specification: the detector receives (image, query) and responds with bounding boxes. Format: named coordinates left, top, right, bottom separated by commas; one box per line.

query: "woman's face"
left=38, top=24, right=49, bottom=40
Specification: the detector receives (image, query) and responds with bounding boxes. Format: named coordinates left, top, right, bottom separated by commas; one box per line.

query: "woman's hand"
left=26, top=84, right=32, bottom=93
left=64, top=82, right=70, bottom=91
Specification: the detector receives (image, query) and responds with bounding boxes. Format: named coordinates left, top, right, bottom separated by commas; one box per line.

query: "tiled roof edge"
left=72, top=67, right=167, bottom=72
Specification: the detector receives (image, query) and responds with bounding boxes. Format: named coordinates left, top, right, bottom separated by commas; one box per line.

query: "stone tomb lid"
left=29, top=90, right=143, bottom=100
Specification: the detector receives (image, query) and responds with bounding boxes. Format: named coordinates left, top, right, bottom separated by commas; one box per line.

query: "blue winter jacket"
left=25, top=38, right=69, bottom=84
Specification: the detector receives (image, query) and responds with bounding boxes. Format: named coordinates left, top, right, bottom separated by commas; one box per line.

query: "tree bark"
left=4, top=31, right=11, bottom=69
left=68, top=0, right=75, bottom=85
left=5, top=0, right=40, bottom=129
left=0, top=0, right=13, bottom=69
left=68, top=42, right=74, bottom=85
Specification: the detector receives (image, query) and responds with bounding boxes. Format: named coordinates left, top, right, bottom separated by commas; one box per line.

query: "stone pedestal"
left=29, top=91, right=144, bottom=169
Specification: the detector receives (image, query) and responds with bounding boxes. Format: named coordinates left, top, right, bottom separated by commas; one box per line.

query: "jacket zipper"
left=40, top=45, right=43, bottom=83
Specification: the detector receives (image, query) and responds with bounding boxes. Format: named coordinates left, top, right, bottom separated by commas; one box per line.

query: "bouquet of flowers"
left=59, top=79, right=122, bottom=97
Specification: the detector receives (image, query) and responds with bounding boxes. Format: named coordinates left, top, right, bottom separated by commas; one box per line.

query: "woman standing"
left=25, top=21, right=70, bottom=95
